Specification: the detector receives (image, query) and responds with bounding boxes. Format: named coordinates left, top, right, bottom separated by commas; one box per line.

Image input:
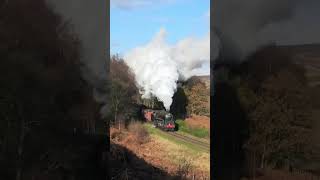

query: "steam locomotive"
left=141, top=108, right=176, bottom=131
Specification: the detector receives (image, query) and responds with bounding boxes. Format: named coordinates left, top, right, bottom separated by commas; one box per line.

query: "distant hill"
left=196, top=75, right=210, bottom=88
left=277, top=44, right=320, bottom=87
left=184, top=75, right=210, bottom=89
left=233, top=44, right=320, bottom=88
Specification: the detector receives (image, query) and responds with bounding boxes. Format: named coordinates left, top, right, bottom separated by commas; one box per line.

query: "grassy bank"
left=144, top=124, right=207, bottom=153
left=142, top=124, right=210, bottom=176
left=111, top=124, right=210, bottom=178
left=150, top=135, right=210, bottom=177
left=175, top=119, right=210, bottom=139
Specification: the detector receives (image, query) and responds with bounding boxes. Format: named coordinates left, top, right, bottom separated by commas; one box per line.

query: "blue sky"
left=111, top=0, right=210, bottom=55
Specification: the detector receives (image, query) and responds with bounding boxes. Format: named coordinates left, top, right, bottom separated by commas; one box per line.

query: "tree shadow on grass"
left=110, top=142, right=183, bottom=180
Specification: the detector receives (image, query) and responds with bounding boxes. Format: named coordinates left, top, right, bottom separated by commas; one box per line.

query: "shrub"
left=110, top=129, right=125, bottom=142
left=128, top=122, right=150, bottom=144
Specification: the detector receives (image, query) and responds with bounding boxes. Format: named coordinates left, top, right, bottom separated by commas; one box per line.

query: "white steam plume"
left=124, top=28, right=212, bottom=110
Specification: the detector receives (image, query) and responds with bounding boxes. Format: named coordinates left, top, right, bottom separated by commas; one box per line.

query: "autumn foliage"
left=184, top=77, right=210, bottom=117
left=230, top=47, right=320, bottom=174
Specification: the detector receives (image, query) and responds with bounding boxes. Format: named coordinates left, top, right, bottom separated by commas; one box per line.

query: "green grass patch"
left=175, top=119, right=209, bottom=139
left=175, top=131, right=210, bottom=144
left=144, top=124, right=206, bottom=153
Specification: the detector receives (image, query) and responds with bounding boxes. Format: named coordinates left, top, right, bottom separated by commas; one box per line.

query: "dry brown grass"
left=112, top=122, right=210, bottom=179
left=185, top=115, right=210, bottom=130
left=154, top=136, right=210, bottom=175
left=176, top=157, right=193, bottom=179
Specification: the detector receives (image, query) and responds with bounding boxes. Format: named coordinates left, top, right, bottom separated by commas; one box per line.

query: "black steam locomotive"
left=141, top=108, right=176, bottom=131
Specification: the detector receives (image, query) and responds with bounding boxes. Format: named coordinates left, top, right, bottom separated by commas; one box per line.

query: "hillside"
left=238, top=44, right=320, bottom=86
left=277, top=44, right=320, bottom=87
left=185, top=75, right=210, bottom=89
left=196, top=75, right=210, bottom=88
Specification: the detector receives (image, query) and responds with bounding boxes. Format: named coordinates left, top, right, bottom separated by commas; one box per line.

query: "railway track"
left=144, top=119, right=210, bottom=152
left=165, top=131, right=210, bottom=152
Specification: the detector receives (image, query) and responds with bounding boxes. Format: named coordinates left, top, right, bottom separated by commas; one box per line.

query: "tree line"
left=0, top=1, right=106, bottom=179
left=215, top=46, right=320, bottom=176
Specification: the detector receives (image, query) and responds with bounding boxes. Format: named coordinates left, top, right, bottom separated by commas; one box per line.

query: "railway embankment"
left=110, top=122, right=210, bottom=179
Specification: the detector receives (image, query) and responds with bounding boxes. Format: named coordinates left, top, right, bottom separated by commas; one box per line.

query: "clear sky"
left=111, top=0, right=210, bottom=56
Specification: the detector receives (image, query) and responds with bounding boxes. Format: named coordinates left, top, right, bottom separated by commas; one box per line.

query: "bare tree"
left=109, top=56, right=138, bottom=130
left=0, top=0, right=102, bottom=179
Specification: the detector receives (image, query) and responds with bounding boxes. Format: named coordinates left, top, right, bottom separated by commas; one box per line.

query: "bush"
left=110, top=129, right=125, bottom=142
left=128, top=122, right=150, bottom=144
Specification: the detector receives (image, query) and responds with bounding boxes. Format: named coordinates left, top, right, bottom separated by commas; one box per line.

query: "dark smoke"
left=213, top=0, right=320, bottom=63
